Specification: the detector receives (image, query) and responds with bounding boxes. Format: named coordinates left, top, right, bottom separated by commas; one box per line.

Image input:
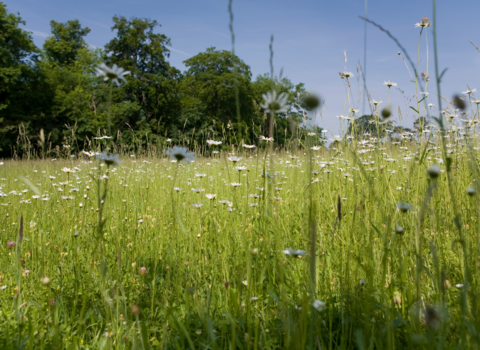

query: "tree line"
left=0, top=3, right=319, bottom=158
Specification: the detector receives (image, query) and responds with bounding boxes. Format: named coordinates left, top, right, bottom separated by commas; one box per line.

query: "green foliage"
left=0, top=3, right=52, bottom=156
left=180, top=47, right=258, bottom=144
left=104, top=16, right=181, bottom=145
left=43, top=20, right=91, bottom=66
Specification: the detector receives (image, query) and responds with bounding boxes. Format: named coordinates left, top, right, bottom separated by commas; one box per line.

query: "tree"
left=43, top=20, right=91, bottom=66
left=104, top=16, right=181, bottom=145
left=180, top=47, right=257, bottom=144
left=0, top=3, right=52, bottom=156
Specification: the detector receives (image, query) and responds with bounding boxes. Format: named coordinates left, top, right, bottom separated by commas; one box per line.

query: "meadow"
left=2, top=4, right=480, bottom=348
left=1, top=128, right=480, bottom=349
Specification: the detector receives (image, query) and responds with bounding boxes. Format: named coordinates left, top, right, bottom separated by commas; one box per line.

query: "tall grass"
left=0, top=131, right=480, bottom=349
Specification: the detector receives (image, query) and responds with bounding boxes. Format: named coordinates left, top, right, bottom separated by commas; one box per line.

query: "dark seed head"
left=453, top=95, right=466, bottom=110
left=303, top=94, right=321, bottom=110
left=381, top=106, right=392, bottom=119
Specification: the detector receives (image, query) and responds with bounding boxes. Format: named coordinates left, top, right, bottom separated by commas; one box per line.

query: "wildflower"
left=41, top=276, right=51, bottom=285
left=61, top=167, right=71, bottom=173
left=235, top=166, right=247, bottom=172
left=396, top=202, right=413, bottom=213
left=191, top=188, right=205, bottom=193
left=415, top=16, right=432, bottom=28
left=331, top=135, right=342, bottom=143
left=342, top=72, right=354, bottom=79
left=307, top=132, right=316, bottom=136
left=359, top=280, right=365, bottom=286
left=165, top=146, right=196, bottom=164
left=384, top=81, right=397, bottom=87
left=207, top=140, right=222, bottom=146
left=395, top=225, right=404, bottom=234
left=95, top=63, right=130, bottom=86
left=96, top=153, right=121, bottom=166
left=259, top=136, right=274, bottom=142
left=219, top=200, right=231, bottom=206
left=192, top=203, right=203, bottom=208
left=231, top=183, right=241, bottom=187
left=205, top=194, right=216, bottom=200
left=260, top=91, right=289, bottom=113
left=282, top=248, right=307, bottom=257
left=228, top=156, right=242, bottom=163
left=174, top=187, right=182, bottom=192
left=312, top=300, right=325, bottom=312
left=371, top=99, right=382, bottom=107
left=29, top=221, right=36, bottom=228
left=139, top=267, right=147, bottom=276
left=242, top=280, right=248, bottom=286
left=7, top=241, right=15, bottom=248
left=243, top=144, right=256, bottom=149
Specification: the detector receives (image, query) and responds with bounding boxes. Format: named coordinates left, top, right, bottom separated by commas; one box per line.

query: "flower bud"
left=467, top=187, right=476, bottom=197
left=381, top=106, right=392, bottom=119
left=303, top=94, right=321, bottom=110
left=453, top=95, right=466, bottom=110
left=131, top=305, right=140, bottom=316
left=427, top=164, right=440, bottom=179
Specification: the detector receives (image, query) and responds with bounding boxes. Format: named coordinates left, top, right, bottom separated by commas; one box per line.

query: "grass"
left=1, top=135, right=480, bottom=349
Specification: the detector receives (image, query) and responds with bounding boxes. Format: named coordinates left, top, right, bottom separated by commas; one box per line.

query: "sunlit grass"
left=0, top=136, right=479, bottom=348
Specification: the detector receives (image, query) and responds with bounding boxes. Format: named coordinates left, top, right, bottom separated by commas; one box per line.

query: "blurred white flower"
left=207, top=140, right=222, bottom=146
left=260, top=91, right=289, bottom=113
left=313, top=300, right=325, bottom=312
left=95, top=63, right=130, bottom=86
left=96, top=153, right=120, bottom=167
left=165, top=146, right=196, bottom=164
left=282, top=248, right=307, bottom=257
left=384, top=81, right=397, bottom=87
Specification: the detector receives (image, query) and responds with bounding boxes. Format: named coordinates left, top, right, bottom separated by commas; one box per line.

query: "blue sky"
left=6, top=0, right=480, bottom=134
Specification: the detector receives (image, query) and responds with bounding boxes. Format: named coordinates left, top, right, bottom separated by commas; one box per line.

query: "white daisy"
left=165, top=146, right=196, bottom=164
left=95, top=63, right=130, bottom=86
left=260, top=91, right=289, bottom=113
